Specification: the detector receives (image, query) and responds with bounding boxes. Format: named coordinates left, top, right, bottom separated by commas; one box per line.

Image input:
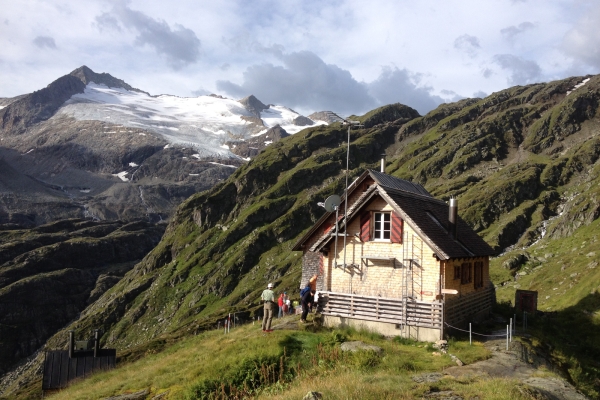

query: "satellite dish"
left=323, top=195, right=341, bottom=212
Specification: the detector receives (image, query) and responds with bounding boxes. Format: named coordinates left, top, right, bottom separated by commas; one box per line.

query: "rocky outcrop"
left=226, top=125, right=290, bottom=158
left=0, top=75, right=85, bottom=133
left=238, top=95, right=269, bottom=118
left=69, top=65, right=148, bottom=95
left=0, top=219, right=165, bottom=374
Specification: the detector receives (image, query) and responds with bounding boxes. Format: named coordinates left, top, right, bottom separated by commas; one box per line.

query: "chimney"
left=448, top=198, right=458, bottom=239
left=380, top=153, right=386, bottom=173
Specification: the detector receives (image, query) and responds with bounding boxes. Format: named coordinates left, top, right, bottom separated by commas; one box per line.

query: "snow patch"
left=208, top=162, right=237, bottom=168
left=129, top=162, right=138, bottom=167
left=113, top=171, right=130, bottom=182
left=80, top=189, right=91, bottom=193
left=567, top=78, right=591, bottom=95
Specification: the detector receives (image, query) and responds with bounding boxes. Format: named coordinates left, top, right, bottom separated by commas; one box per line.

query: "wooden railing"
left=444, top=285, right=494, bottom=325
left=318, top=291, right=443, bottom=329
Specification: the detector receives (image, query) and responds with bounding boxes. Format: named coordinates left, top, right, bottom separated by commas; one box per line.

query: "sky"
left=1, top=0, right=600, bottom=116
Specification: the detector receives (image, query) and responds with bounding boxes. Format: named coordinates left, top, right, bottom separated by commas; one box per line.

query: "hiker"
left=278, top=292, right=285, bottom=318
left=261, top=283, right=275, bottom=332
left=301, top=288, right=314, bottom=323
left=283, top=291, right=290, bottom=315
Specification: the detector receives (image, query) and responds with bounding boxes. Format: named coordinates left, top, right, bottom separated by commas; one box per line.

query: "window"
left=461, top=262, right=472, bottom=284
left=373, top=212, right=391, bottom=240
left=454, top=265, right=461, bottom=280
left=474, top=261, right=484, bottom=289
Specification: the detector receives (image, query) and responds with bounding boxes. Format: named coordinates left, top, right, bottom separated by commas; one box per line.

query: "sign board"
left=441, top=289, right=458, bottom=295
left=420, top=291, right=433, bottom=296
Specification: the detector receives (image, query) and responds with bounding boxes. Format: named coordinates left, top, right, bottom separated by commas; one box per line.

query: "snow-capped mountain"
left=58, top=82, right=326, bottom=158
left=0, top=66, right=333, bottom=226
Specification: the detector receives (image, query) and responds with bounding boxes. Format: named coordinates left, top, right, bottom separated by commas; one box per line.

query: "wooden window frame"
left=453, top=265, right=461, bottom=280
left=373, top=212, right=391, bottom=241
left=474, top=261, right=484, bottom=289
left=461, top=262, right=472, bottom=285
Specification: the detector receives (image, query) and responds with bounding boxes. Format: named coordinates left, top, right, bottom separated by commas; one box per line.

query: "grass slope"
left=45, top=318, right=529, bottom=400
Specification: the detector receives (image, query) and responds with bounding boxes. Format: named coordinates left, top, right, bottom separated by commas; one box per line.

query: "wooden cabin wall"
left=325, top=198, right=441, bottom=302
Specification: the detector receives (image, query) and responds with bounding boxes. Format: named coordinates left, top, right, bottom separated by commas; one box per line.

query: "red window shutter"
left=360, top=212, right=371, bottom=242
left=391, top=212, right=403, bottom=243
left=324, top=222, right=332, bottom=233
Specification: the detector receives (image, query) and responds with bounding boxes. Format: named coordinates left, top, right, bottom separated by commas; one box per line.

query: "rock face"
left=226, top=125, right=290, bottom=158
left=0, top=219, right=165, bottom=375
left=239, top=95, right=269, bottom=118
left=0, top=78, right=241, bottom=226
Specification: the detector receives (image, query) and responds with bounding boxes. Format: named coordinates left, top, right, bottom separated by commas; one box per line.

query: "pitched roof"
left=369, top=169, right=431, bottom=196
left=379, top=187, right=495, bottom=259
left=293, top=170, right=495, bottom=259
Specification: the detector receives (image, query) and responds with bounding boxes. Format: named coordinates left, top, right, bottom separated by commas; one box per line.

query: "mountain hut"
left=292, top=168, right=496, bottom=341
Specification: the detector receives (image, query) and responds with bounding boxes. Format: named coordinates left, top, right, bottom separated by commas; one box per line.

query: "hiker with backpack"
left=300, top=286, right=314, bottom=323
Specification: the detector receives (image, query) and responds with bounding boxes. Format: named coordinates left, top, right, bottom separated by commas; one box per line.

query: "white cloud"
left=561, top=4, right=600, bottom=69
left=493, top=54, right=542, bottom=85
left=501, top=22, right=535, bottom=42
left=33, top=36, right=57, bottom=49
left=454, top=34, right=481, bottom=58
left=217, top=51, right=375, bottom=115
left=95, top=4, right=201, bottom=69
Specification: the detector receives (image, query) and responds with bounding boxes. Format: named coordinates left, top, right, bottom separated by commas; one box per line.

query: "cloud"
left=217, top=51, right=375, bottom=115
left=367, top=67, right=444, bottom=115
left=473, top=90, right=488, bottom=98
left=33, top=36, right=57, bottom=49
left=217, top=51, right=447, bottom=116
left=454, top=34, right=481, bottom=58
left=561, top=5, right=600, bottom=69
left=482, top=68, right=494, bottom=79
left=95, top=5, right=201, bottom=69
left=223, top=35, right=285, bottom=58
left=500, top=22, right=535, bottom=42
left=191, top=88, right=210, bottom=96
left=492, top=54, right=542, bottom=85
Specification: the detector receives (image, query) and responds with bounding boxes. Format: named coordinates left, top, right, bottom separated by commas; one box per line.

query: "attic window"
left=373, top=212, right=391, bottom=240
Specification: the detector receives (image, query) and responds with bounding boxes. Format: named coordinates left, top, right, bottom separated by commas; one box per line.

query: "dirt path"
left=442, top=338, right=588, bottom=400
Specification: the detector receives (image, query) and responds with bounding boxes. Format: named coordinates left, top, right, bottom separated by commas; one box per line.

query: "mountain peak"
left=239, top=95, right=268, bottom=118
left=69, top=66, right=147, bottom=94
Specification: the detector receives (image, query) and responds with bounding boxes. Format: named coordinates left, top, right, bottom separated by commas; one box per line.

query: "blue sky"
left=1, top=0, right=599, bottom=116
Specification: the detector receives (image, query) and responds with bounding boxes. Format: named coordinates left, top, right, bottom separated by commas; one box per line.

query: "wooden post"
left=93, top=330, right=100, bottom=358
left=68, top=331, right=75, bottom=358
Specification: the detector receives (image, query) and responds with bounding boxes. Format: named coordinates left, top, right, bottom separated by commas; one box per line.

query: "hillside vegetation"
left=42, top=321, right=512, bottom=400
left=3, top=74, right=600, bottom=398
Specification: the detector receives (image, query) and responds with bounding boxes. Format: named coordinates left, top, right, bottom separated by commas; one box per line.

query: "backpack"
left=300, top=286, right=310, bottom=297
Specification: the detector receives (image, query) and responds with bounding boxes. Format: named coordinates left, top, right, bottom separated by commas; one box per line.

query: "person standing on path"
left=261, top=283, right=275, bottom=332
left=300, top=289, right=315, bottom=323
left=277, top=293, right=285, bottom=318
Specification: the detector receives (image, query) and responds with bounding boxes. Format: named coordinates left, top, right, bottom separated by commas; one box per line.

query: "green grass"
left=47, top=318, right=504, bottom=400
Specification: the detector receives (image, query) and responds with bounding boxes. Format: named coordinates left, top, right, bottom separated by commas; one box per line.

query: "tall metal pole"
left=342, top=124, right=350, bottom=274
left=333, top=205, right=339, bottom=268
